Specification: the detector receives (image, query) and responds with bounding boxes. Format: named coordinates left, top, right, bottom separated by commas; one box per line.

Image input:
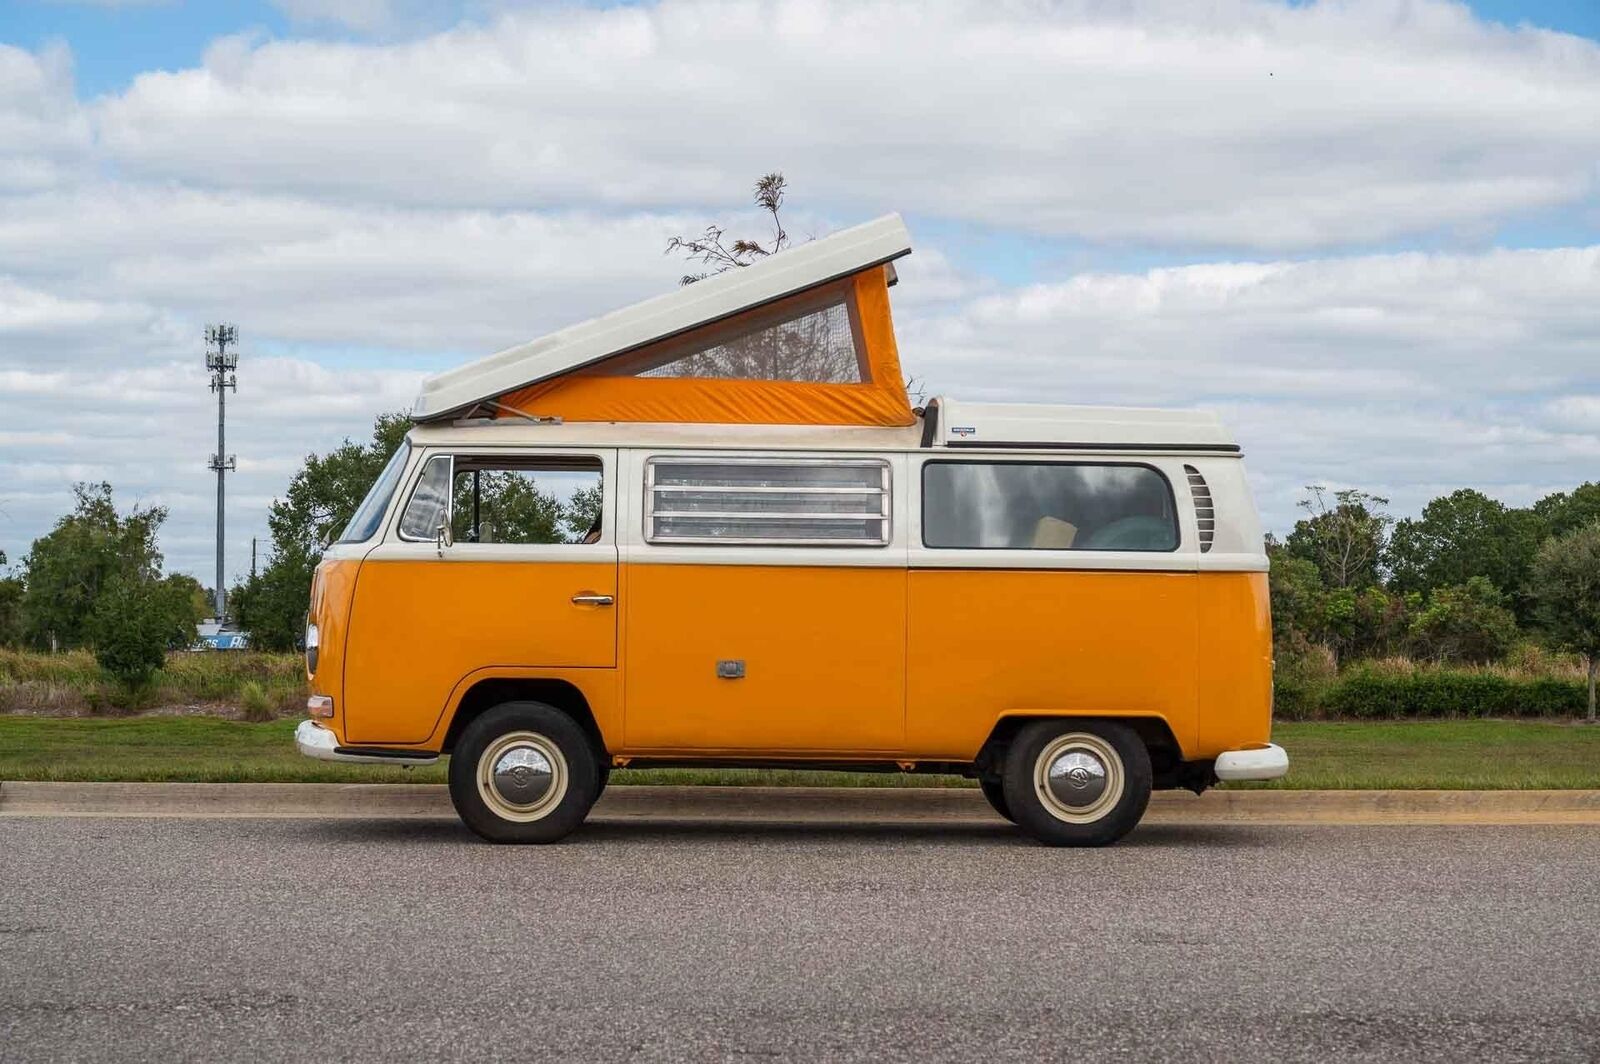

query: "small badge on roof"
left=951, top=426, right=977, bottom=437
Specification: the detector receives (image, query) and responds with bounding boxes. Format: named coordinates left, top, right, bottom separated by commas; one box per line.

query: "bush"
left=238, top=681, right=275, bottom=723
left=88, top=577, right=177, bottom=693
left=1406, top=576, right=1519, bottom=664
left=1284, top=662, right=1586, bottom=720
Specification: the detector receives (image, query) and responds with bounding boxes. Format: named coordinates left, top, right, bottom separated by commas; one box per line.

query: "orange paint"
left=341, top=558, right=618, bottom=744
left=906, top=569, right=1201, bottom=758
left=622, top=565, right=907, bottom=753
left=317, top=558, right=1272, bottom=761
left=494, top=269, right=915, bottom=427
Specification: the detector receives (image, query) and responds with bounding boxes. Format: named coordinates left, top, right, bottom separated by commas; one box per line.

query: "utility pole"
left=206, top=325, right=239, bottom=622
left=251, top=537, right=257, bottom=581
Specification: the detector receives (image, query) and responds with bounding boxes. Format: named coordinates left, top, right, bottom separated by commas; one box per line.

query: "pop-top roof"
left=924, top=399, right=1238, bottom=451
left=413, top=214, right=914, bottom=424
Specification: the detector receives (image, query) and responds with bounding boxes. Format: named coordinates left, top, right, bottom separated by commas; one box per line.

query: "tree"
left=0, top=575, right=23, bottom=648
left=1385, top=489, right=1545, bottom=612
left=160, top=573, right=212, bottom=634
left=1267, top=549, right=1325, bottom=655
left=1532, top=482, right=1600, bottom=538
left=451, top=471, right=565, bottom=544
left=269, top=413, right=412, bottom=558
left=1529, top=522, right=1600, bottom=722
left=662, top=172, right=923, bottom=396
left=19, top=483, right=166, bottom=650
left=234, top=414, right=411, bottom=647
left=1319, top=585, right=1412, bottom=664
left=88, top=574, right=198, bottom=692
left=560, top=484, right=603, bottom=543
left=230, top=544, right=319, bottom=653
left=666, top=172, right=791, bottom=285
left=1283, top=486, right=1391, bottom=590
left=1406, top=577, right=1519, bottom=665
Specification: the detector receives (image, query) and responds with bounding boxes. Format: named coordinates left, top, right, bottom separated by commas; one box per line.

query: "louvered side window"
left=1184, top=465, right=1215, bottom=553
left=645, top=457, right=891, bottom=545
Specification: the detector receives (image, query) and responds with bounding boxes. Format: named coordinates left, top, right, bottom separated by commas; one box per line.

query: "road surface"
left=1, top=815, right=1595, bottom=1062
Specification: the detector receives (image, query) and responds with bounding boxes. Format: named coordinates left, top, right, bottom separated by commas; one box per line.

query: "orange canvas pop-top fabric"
left=492, top=267, right=915, bottom=427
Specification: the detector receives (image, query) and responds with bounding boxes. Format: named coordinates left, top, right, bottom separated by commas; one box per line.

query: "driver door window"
left=398, top=455, right=605, bottom=545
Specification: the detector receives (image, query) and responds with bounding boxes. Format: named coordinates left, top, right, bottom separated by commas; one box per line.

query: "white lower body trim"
left=1214, top=742, right=1289, bottom=781
left=294, top=719, right=439, bottom=766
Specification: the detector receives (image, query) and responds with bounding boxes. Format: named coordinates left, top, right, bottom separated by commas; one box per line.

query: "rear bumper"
left=294, top=719, right=440, bottom=767
left=1213, top=742, right=1289, bottom=781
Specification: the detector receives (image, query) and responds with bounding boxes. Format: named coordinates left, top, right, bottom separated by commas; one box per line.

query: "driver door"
left=342, top=449, right=618, bottom=744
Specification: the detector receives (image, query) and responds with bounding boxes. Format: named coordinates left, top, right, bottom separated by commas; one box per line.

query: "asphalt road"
left=1, top=816, right=1596, bottom=1063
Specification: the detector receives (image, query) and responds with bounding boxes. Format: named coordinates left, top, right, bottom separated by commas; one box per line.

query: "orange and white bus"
left=295, top=215, right=1286, bottom=845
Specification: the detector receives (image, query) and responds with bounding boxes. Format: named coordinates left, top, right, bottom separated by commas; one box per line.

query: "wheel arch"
left=441, top=676, right=608, bottom=761
left=976, top=712, right=1185, bottom=787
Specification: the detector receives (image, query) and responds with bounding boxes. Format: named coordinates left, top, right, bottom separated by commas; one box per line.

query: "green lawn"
left=0, top=716, right=1596, bottom=789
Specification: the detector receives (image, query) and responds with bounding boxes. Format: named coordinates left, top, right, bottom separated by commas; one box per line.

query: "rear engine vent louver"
left=1185, top=465, right=1215, bottom=553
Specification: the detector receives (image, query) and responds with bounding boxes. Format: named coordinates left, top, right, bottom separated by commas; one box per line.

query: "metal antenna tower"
left=205, top=325, right=239, bottom=620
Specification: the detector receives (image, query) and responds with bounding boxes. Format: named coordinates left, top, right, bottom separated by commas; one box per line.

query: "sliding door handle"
left=571, top=593, right=615, bottom=607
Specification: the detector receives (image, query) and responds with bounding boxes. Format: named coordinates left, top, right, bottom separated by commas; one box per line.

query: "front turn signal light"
left=307, top=695, right=334, bottom=719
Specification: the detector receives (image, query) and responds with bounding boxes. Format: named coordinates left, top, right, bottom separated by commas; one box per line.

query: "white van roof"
left=924, top=399, right=1238, bottom=452
left=410, top=399, right=1239, bottom=455
left=412, top=213, right=914, bottom=422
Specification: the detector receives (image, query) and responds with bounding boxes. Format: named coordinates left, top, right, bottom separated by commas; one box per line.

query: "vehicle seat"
left=1080, top=516, right=1176, bottom=551
left=1030, top=516, right=1078, bottom=549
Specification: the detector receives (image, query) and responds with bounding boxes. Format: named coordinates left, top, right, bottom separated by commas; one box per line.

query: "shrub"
left=1406, top=576, right=1519, bottom=664
left=239, top=681, right=275, bottom=723
left=88, top=577, right=175, bottom=693
left=1286, top=662, right=1585, bottom=720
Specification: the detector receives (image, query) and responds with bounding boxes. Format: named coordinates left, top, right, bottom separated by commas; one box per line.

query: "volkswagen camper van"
left=295, top=214, right=1287, bottom=846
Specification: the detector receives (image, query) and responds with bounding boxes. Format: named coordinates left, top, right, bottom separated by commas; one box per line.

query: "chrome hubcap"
left=477, top=731, right=568, bottom=822
left=1046, top=749, right=1108, bottom=808
left=491, top=745, right=554, bottom=806
left=1033, top=733, right=1124, bottom=824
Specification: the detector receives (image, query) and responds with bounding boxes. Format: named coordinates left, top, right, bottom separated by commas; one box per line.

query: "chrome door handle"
left=571, top=593, right=614, bottom=607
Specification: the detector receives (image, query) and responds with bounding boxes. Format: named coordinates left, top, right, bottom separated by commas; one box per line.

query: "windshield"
left=336, top=443, right=410, bottom=544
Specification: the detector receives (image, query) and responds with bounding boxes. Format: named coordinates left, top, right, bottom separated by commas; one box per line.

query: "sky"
left=1, top=0, right=1598, bottom=591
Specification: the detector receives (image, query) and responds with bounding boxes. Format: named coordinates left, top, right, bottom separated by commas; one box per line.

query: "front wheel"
left=1001, top=720, right=1152, bottom=847
left=449, top=701, right=599, bottom=843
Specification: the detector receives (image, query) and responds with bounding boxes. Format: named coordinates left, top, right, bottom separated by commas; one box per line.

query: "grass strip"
left=0, top=717, right=1596, bottom=789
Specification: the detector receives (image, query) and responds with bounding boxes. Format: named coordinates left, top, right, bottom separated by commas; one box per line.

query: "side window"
left=922, top=462, right=1178, bottom=552
left=645, top=457, right=890, bottom=545
left=599, top=282, right=868, bottom=384
left=399, top=454, right=604, bottom=545
left=399, top=454, right=452, bottom=540
left=336, top=442, right=410, bottom=544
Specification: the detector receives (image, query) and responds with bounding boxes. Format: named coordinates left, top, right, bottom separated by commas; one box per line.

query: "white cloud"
left=2, top=1, right=1599, bottom=584
left=899, top=245, right=1600, bottom=528
left=0, top=43, right=92, bottom=193
left=87, top=0, right=1600, bottom=250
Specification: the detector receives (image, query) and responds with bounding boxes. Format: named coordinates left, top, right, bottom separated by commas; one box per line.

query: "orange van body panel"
left=622, top=564, right=906, bottom=754
left=306, top=556, right=362, bottom=739
left=341, top=558, right=618, bottom=744
left=319, top=560, right=1271, bottom=764
left=1194, top=571, right=1274, bottom=758
left=905, top=570, right=1201, bottom=759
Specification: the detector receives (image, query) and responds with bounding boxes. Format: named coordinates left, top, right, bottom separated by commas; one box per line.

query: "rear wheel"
left=1001, top=720, right=1151, bottom=847
left=449, top=701, right=599, bottom=843
left=979, top=778, right=1015, bottom=822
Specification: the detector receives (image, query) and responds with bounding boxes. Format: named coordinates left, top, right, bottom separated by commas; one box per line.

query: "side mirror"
left=435, top=520, right=453, bottom=557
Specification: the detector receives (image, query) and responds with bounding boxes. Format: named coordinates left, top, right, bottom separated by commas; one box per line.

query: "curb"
left=3, top=782, right=1599, bottom=824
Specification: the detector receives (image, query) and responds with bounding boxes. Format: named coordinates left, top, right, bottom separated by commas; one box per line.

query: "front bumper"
left=294, top=719, right=440, bottom=766
left=1213, top=742, right=1289, bottom=781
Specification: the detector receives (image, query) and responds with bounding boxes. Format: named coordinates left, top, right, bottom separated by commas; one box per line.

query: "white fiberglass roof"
left=408, top=400, right=1239, bottom=454
left=411, top=213, right=914, bottom=422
